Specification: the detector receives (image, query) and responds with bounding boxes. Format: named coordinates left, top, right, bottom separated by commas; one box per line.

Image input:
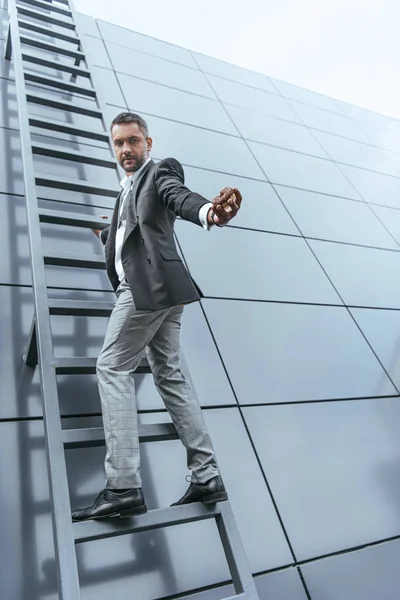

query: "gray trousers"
left=96, top=279, right=219, bottom=489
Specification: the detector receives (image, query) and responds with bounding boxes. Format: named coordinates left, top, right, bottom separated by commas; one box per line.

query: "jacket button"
left=141, top=238, right=144, bottom=244
left=147, top=258, right=151, bottom=264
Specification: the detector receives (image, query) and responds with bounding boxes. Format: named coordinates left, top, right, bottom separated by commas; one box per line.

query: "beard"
left=120, top=155, right=146, bottom=172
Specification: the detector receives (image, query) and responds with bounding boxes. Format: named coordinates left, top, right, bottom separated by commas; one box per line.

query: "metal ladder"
left=4, top=1, right=260, bottom=598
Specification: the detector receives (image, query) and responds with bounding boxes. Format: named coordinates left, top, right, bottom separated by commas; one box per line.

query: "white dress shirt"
left=115, top=158, right=213, bottom=283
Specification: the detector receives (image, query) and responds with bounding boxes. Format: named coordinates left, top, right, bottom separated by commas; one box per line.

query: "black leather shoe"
left=171, top=476, right=228, bottom=506
left=72, top=488, right=147, bottom=522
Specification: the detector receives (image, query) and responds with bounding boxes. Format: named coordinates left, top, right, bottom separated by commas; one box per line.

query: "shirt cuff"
left=198, top=202, right=213, bottom=230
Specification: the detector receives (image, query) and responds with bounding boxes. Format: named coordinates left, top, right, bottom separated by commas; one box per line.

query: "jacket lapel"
left=124, top=159, right=154, bottom=240
left=134, top=159, right=154, bottom=209
left=105, top=189, right=123, bottom=269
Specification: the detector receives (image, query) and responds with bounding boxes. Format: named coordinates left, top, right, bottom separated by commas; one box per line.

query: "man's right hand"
left=93, top=216, right=109, bottom=238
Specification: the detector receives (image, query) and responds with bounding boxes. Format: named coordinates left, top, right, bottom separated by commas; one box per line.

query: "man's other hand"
left=92, top=215, right=109, bottom=237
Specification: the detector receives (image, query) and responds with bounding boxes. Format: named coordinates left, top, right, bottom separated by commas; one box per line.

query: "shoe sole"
left=72, top=505, right=148, bottom=522
left=201, top=491, right=228, bottom=504
left=119, top=504, right=148, bottom=518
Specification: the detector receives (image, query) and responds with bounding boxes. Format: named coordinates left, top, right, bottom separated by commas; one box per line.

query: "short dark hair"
left=110, top=112, right=149, bottom=137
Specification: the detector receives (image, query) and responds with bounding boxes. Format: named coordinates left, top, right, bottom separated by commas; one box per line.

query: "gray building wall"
left=2, top=4, right=400, bottom=599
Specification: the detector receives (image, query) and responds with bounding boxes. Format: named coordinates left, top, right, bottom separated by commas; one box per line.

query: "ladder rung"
left=29, top=116, right=109, bottom=142
left=27, top=93, right=102, bottom=118
left=48, top=299, right=114, bottom=316
left=63, top=423, right=177, bottom=449
left=55, top=357, right=97, bottom=374
left=39, top=208, right=110, bottom=229
left=17, top=6, right=76, bottom=30
left=25, top=72, right=96, bottom=98
left=18, top=0, right=72, bottom=18
left=54, top=357, right=151, bottom=374
left=20, top=34, right=84, bottom=60
left=32, top=143, right=116, bottom=168
left=18, top=18, right=79, bottom=44
left=44, top=251, right=105, bottom=269
left=23, top=53, right=90, bottom=78
left=36, top=174, right=117, bottom=197
left=74, top=503, right=220, bottom=543
left=39, top=0, right=69, bottom=5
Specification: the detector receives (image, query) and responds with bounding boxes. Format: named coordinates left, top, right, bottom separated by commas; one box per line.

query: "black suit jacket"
left=101, top=157, right=209, bottom=310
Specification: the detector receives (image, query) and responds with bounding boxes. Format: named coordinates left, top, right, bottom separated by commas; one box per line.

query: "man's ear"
left=146, top=137, right=153, bottom=152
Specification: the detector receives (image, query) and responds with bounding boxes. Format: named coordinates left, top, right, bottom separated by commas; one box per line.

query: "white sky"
left=74, top=0, right=400, bottom=120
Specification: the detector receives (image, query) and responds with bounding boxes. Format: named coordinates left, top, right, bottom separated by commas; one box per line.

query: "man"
left=72, top=112, right=242, bottom=521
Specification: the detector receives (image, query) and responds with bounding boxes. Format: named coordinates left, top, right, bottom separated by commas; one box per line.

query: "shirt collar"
left=120, top=157, right=151, bottom=190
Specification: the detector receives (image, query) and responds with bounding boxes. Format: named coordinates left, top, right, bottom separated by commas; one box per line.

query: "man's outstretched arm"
left=155, top=158, right=242, bottom=227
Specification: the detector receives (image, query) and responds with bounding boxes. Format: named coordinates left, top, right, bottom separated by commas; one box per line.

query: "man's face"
left=111, top=122, right=152, bottom=175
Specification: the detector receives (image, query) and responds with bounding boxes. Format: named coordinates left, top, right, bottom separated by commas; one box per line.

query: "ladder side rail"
left=7, top=2, right=81, bottom=599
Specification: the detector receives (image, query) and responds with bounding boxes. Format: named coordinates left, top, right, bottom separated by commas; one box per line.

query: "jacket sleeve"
left=100, top=226, right=110, bottom=245
left=154, top=158, right=210, bottom=225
